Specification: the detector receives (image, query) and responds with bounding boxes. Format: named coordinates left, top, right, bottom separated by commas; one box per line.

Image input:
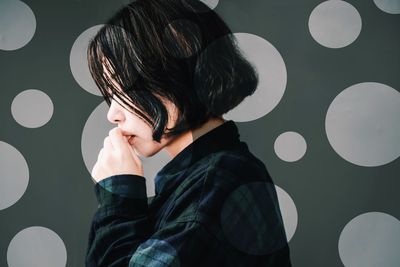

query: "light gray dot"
left=81, top=101, right=171, bottom=197
left=222, top=33, right=287, bottom=122
left=325, top=82, right=400, bottom=167
left=220, top=182, right=289, bottom=255
left=7, top=226, right=67, bottom=267
left=274, top=131, right=307, bottom=162
left=338, top=212, right=400, bottom=267
left=0, top=0, right=36, bottom=51
left=200, top=0, right=219, bottom=9
left=0, top=141, right=29, bottom=210
left=373, top=0, right=400, bottom=14
left=70, top=24, right=105, bottom=96
left=11, top=89, right=53, bottom=128
left=275, top=185, right=298, bottom=242
left=129, top=239, right=180, bottom=267
left=308, top=0, right=362, bottom=48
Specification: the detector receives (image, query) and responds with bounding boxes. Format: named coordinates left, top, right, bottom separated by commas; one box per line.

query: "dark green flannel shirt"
left=85, top=120, right=292, bottom=266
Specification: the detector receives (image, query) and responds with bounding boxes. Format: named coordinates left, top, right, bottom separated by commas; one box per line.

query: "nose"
left=107, top=99, right=124, bottom=124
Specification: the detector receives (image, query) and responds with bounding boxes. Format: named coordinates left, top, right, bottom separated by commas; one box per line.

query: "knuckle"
left=109, top=127, right=118, bottom=135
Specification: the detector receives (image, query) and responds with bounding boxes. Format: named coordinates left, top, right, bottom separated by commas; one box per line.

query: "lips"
left=120, top=129, right=135, bottom=144
left=127, top=135, right=134, bottom=144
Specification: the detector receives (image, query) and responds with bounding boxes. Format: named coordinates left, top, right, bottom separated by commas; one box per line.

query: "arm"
left=85, top=174, right=220, bottom=267
left=85, top=174, right=152, bottom=267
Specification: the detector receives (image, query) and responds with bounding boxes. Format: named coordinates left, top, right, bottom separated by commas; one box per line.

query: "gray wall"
left=1, top=0, right=399, bottom=266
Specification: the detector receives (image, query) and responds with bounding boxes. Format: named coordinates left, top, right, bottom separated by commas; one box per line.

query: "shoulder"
left=193, top=149, right=278, bottom=217
left=207, top=148, right=272, bottom=186
left=192, top=151, right=288, bottom=256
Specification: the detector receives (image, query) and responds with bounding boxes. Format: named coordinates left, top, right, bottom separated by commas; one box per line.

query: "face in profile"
left=107, top=93, right=179, bottom=158
left=102, top=59, right=180, bottom=158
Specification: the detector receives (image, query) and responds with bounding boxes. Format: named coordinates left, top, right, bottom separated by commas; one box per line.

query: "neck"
left=165, top=117, right=226, bottom=158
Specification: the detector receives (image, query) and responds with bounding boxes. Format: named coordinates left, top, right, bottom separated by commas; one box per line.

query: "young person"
left=86, top=0, right=292, bottom=266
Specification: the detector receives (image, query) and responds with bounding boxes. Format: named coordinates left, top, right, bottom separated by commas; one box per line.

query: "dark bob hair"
left=87, top=0, right=258, bottom=142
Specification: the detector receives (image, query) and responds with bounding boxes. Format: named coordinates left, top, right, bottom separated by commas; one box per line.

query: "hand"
left=91, top=127, right=143, bottom=183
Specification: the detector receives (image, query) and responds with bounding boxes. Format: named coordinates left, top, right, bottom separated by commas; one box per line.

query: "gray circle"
left=81, top=101, right=171, bottom=197
left=11, top=89, right=54, bottom=128
left=275, top=185, right=298, bottom=242
left=129, top=239, right=180, bottom=267
left=373, top=0, right=400, bottom=14
left=274, top=131, right=307, bottom=162
left=0, top=0, right=36, bottom=51
left=7, top=226, right=67, bottom=267
left=338, top=212, right=400, bottom=267
left=308, top=0, right=362, bottom=48
left=222, top=33, right=287, bottom=122
left=0, top=141, right=29, bottom=210
left=220, top=182, right=289, bottom=255
left=70, top=24, right=105, bottom=96
left=200, top=0, right=219, bottom=9
left=325, top=82, right=400, bottom=167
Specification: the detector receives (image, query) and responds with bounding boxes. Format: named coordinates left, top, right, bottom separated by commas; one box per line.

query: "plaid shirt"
left=85, top=120, right=292, bottom=266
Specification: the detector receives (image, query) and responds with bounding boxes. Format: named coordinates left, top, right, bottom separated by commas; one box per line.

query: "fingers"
left=108, top=127, right=128, bottom=152
left=103, top=136, right=113, bottom=151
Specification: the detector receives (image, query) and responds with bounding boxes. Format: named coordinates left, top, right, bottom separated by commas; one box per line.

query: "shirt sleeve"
left=85, top=174, right=152, bottom=267
left=85, top=174, right=220, bottom=267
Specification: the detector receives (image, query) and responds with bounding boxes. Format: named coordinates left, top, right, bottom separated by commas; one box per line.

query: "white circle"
left=0, top=0, right=36, bottom=51
left=0, top=141, right=29, bottom=210
left=308, top=0, right=362, bottom=48
left=200, top=0, right=219, bottom=9
left=325, top=82, right=400, bottom=167
left=11, top=89, right=54, bottom=128
left=275, top=185, right=298, bottom=242
left=274, top=131, right=307, bottom=162
left=223, top=33, right=287, bottom=122
left=338, top=212, right=400, bottom=267
left=373, top=0, right=400, bottom=14
left=7, top=226, right=67, bottom=267
left=81, top=101, right=171, bottom=197
left=70, top=24, right=105, bottom=96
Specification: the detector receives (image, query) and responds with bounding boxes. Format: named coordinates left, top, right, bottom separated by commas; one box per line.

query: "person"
left=85, top=0, right=292, bottom=266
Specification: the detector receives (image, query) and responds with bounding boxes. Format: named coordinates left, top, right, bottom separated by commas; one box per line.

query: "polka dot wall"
left=0, top=0, right=399, bottom=266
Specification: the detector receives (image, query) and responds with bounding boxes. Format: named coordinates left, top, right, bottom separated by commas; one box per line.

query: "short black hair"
left=87, top=0, right=258, bottom=142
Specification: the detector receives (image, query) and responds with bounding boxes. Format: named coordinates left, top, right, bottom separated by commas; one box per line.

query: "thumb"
left=125, top=137, right=142, bottom=164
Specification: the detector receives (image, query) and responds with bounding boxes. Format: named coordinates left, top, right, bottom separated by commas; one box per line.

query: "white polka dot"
left=81, top=101, right=171, bottom=197
left=0, top=141, right=29, bottom=210
left=0, top=0, right=36, bottom=51
left=274, top=131, right=307, bottom=162
left=222, top=33, right=287, bottom=122
left=7, top=226, right=67, bottom=267
left=70, top=24, right=105, bottom=96
left=325, top=82, right=400, bottom=167
left=373, top=0, right=400, bottom=14
left=308, top=0, right=362, bottom=48
left=200, top=0, right=219, bottom=9
left=11, top=89, right=53, bottom=128
left=275, top=185, right=298, bottom=242
left=338, top=212, right=400, bottom=267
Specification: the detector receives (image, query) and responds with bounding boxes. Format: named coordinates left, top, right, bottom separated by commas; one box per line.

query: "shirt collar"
left=154, top=119, right=244, bottom=195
